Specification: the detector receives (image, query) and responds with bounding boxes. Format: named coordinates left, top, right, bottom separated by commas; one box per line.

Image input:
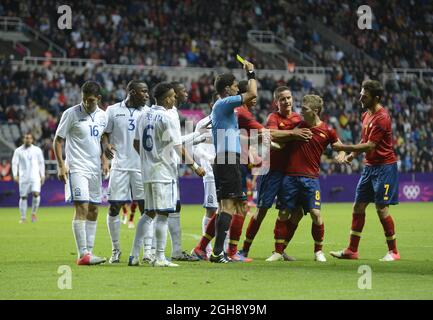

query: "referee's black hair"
left=152, top=82, right=174, bottom=105
left=214, top=73, right=236, bottom=95
left=81, top=81, right=102, bottom=96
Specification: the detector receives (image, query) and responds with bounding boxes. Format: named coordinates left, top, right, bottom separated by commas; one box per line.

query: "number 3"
left=128, top=119, right=135, bottom=131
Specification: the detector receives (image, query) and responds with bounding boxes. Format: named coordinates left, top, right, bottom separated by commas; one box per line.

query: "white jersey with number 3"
left=135, top=105, right=181, bottom=183
left=55, top=103, right=107, bottom=174
left=105, top=101, right=149, bottom=171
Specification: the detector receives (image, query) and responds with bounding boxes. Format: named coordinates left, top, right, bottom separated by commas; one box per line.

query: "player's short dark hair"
left=238, top=80, right=249, bottom=95
left=214, top=73, right=236, bottom=95
left=81, top=81, right=101, bottom=96
left=273, top=86, right=291, bottom=100
left=127, top=80, right=147, bottom=92
left=302, top=94, right=324, bottom=115
left=152, top=82, right=173, bottom=104
left=362, top=80, right=384, bottom=99
left=170, top=81, right=183, bottom=91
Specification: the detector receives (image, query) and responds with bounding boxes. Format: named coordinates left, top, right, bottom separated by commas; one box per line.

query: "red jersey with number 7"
left=361, top=107, right=397, bottom=166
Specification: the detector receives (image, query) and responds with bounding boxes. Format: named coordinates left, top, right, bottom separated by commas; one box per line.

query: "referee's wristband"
left=246, top=70, right=256, bottom=80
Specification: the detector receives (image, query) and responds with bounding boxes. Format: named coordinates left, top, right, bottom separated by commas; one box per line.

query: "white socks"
left=143, top=219, right=154, bottom=256
left=131, top=213, right=153, bottom=258
left=72, top=220, right=88, bottom=258
left=19, top=198, right=27, bottom=220
left=85, top=220, right=97, bottom=254
left=202, top=215, right=213, bottom=253
left=155, top=214, right=168, bottom=261
left=168, top=212, right=182, bottom=257
left=31, top=195, right=40, bottom=214
left=107, top=214, right=120, bottom=251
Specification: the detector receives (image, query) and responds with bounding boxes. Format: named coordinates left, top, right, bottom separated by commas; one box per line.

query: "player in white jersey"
left=128, top=82, right=204, bottom=267
left=54, top=81, right=108, bottom=266
left=11, top=133, right=45, bottom=223
left=101, top=80, right=149, bottom=264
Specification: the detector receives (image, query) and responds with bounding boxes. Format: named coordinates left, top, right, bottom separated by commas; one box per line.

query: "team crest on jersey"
left=207, top=195, right=214, bottom=204
left=74, top=187, right=81, bottom=197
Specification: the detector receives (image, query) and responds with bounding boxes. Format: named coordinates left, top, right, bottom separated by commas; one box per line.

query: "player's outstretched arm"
left=270, top=128, right=312, bottom=142
left=53, top=136, right=68, bottom=184
left=332, top=140, right=376, bottom=153
left=175, top=145, right=205, bottom=177
left=332, top=140, right=348, bottom=164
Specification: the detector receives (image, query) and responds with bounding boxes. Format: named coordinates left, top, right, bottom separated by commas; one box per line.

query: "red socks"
left=380, top=215, right=398, bottom=254
left=227, top=214, right=245, bottom=256
left=311, top=222, right=324, bottom=252
left=242, top=217, right=263, bottom=252
left=349, top=213, right=366, bottom=252
left=283, top=220, right=299, bottom=250
left=274, top=219, right=289, bottom=254
left=197, top=213, right=216, bottom=251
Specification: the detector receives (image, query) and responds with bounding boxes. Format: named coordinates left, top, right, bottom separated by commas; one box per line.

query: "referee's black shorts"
left=213, top=152, right=247, bottom=202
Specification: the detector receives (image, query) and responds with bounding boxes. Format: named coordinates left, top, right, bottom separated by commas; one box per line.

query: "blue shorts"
left=277, top=176, right=321, bottom=213
left=256, top=171, right=285, bottom=208
left=355, top=163, right=399, bottom=205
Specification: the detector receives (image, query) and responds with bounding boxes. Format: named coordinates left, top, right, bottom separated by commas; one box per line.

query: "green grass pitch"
left=1, top=203, right=433, bottom=300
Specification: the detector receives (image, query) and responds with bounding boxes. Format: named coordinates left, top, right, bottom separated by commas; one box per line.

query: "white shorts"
left=65, top=172, right=102, bottom=204
left=108, top=170, right=144, bottom=203
left=144, top=180, right=177, bottom=212
left=19, top=180, right=41, bottom=197
left=203, top=179, right=217, bottom=209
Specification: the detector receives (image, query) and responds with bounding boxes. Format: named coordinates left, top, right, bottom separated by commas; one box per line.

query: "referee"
left=210, top=60, right=257, bottom=263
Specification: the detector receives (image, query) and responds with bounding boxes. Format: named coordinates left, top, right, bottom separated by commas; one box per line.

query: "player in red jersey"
left=239, top=87, right=313, bottom=260
left=266, top=94, right=346, bottom=262
left=330, top=80, right=400, bottom=262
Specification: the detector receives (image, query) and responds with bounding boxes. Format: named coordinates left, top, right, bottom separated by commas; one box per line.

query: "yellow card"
left=236, top=54, right=246, bottom=65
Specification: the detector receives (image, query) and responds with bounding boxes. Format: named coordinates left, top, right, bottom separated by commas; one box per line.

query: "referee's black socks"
left=213, top=212, right=233, bottom=255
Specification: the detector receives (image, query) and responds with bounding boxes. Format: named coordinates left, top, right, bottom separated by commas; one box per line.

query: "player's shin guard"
left=85, top=220, right=97, bottom=253
left=242, top=217, right=263, bottom=253
left=19, top=198, right=27, bottom=220
left=274, top=219, right=289, bottom=254
left=213, top=212, right=232, bottom=255
left=155, top=214, right=169, bottom=261
left=72, top=220, right=88, bottom=258
left=311, top=222, right=324, bottom=252
left=168, top=212, right=182, bottom=257
left=197, top=213, right=216, bottom=251
left=227, top=213, right=245, bottom=256
left=349, top=213, right=365, bottom=252
left=380, top=215, right=398, bottom=254
left=107, top=214, right=121, bottom=251
left=31, top=195, right=40, bottom=214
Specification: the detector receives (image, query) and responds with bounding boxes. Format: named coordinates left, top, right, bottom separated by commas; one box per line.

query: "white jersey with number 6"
left=105, top=101, right=149, bottom=171
left=135, top=105, right=181, bottom=183
left=55, top=103, right=107, bottom=174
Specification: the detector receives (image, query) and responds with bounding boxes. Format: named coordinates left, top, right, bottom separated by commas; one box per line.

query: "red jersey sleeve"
left=236, top=106, right=264, bottom=131
left=328, top=126, right=339, bottom=144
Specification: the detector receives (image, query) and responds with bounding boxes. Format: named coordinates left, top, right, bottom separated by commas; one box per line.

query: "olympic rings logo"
left=403, top=185, right=420, bottom=199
